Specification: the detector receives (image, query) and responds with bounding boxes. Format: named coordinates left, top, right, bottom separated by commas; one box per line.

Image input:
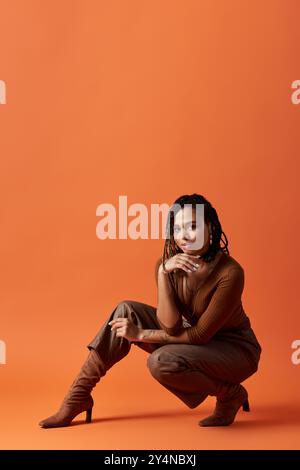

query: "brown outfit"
left=87, top=251, right=262, bottom=409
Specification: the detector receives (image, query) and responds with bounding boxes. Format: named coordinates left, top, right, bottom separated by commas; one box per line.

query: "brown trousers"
left=87, top=300, right=262, bottom=409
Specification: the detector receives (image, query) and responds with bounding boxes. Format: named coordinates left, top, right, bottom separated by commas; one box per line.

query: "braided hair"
left=161, top=193, right=230, bottom=316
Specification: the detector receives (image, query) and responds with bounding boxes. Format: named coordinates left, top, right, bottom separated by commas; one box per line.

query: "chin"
left=182, top=247, right=200, bottom=254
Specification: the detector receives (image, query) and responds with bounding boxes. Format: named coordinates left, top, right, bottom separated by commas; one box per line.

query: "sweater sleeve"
left=186, top=267, right=244, bottom=345
left=156, top=315, right=184, bottom=336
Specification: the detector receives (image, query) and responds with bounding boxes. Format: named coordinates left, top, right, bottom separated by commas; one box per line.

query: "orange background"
left=1, top=0, right=300, bottom=450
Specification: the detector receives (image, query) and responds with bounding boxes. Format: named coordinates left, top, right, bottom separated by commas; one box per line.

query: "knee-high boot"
left=39, top=348, right=105, bottom=428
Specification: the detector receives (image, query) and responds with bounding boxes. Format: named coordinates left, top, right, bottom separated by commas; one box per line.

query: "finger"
left=110, top=320, right=129, bottom=331
left=116, top=327, right=126, bottom=336
left=178, top=255, right=200, bottom=268
left=184, top=259, right=199, bottom=270
left=112, top=325, right=124, bottom=333
left=176, top=261, right=192, bottom=273
left=183, top=254, right=202, bottom=265
left=177, top=260, right=198, bottom=272
left=108, top=318, right=128, bottom=325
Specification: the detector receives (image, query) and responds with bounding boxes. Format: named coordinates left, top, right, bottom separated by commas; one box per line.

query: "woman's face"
left=173, top=206, right=211, bottom=255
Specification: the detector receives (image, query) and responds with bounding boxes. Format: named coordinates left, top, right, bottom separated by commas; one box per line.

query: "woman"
left=39, top=193, right=262, bottom=428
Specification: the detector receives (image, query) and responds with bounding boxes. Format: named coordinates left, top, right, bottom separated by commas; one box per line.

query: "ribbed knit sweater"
left=155, top=251, right=251, bottom=345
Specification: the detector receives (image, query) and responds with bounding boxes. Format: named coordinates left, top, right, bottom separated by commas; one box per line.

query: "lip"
left=181, top=243, right=194, bottom=247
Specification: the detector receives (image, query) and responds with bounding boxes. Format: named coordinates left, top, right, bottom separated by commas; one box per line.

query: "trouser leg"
left=147, top=336, right=260, bottom=409
left=86, top=299, right=163, bottom=375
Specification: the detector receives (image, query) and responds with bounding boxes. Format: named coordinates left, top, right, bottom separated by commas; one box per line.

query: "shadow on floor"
left=70, top=408, right=192, bottom=426
left=69, top=402, right=300, bottom=428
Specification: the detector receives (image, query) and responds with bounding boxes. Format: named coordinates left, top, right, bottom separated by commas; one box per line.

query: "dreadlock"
left=161, top=193, right=230, bottom=316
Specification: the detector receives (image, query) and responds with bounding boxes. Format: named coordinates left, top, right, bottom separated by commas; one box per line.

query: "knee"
left=114, top=300, right=136, bottom=318
left=146, top=350, right=160, bottom=377
left=147, top=348, right=186, bottom=378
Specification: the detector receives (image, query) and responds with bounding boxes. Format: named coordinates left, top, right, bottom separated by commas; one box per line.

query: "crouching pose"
left=39, top=193, right=262, bottom=428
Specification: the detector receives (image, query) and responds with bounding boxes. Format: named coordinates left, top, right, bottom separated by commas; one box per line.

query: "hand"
left=159, top=253, right=203, bottom=274
left=108, top=318, right=144, bottom=342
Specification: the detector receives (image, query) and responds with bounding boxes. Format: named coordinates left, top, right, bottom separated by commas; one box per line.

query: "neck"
left=197, top=247, right=222, bottom=260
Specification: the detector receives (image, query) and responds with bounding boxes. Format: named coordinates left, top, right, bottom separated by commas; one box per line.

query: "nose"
left=182, top=230, right=193, bottom=242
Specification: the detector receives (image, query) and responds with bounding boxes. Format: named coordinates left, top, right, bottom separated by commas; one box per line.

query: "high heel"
left=199, top=384, right=250, bottom=427
left=86, top=407, right=93, bottom=423
left=242, top=398, right=250, bottom=412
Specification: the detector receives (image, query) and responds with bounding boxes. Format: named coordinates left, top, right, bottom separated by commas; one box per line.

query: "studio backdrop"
left=0, top=0, right=299, bottom=450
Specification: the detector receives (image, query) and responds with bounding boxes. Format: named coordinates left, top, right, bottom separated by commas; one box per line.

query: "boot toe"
left=199, top=415, right=231, bottom=426
left=39, top=417, right=56, bottom=428
left=38, top=413, right=66, bottom=428
left=39, top=418, right=53, bottom=428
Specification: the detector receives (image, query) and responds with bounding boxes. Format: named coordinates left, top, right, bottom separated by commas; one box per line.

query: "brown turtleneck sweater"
left=154, top=251, right=251, bottom=345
